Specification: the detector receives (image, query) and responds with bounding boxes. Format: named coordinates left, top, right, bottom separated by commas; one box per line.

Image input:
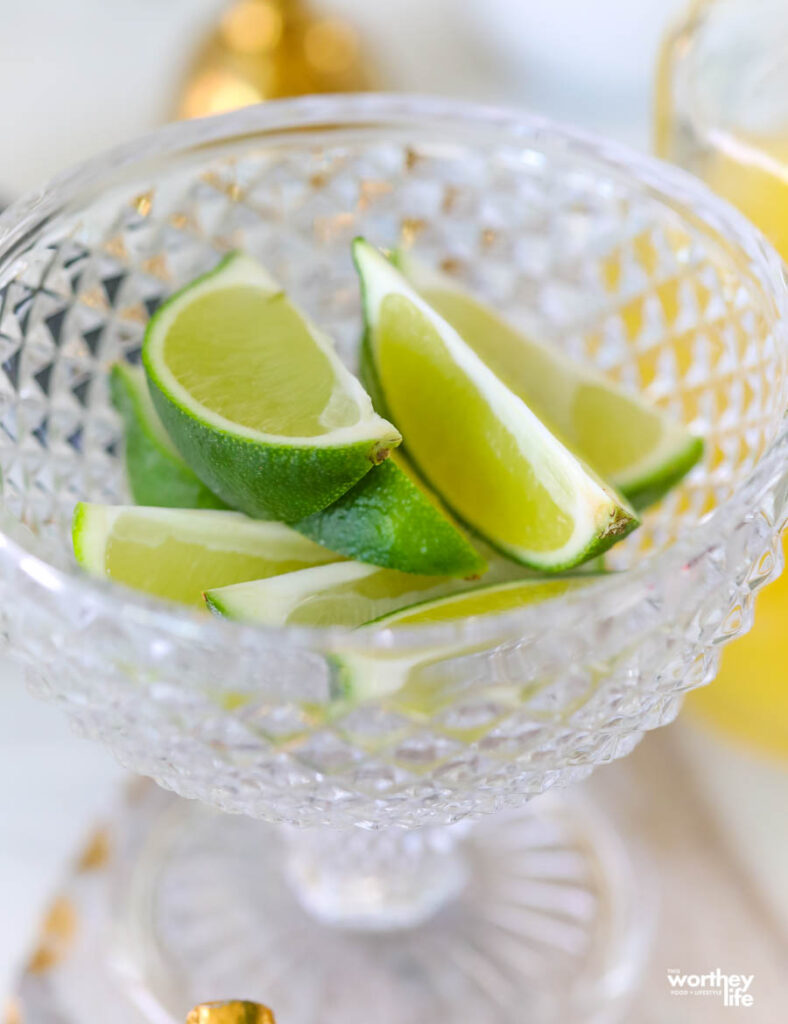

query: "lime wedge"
left=206, top=560, right=466, bottom=628
left=335, top=576, right=593, bottom=704
left=395, top=252, right=703, bottom=509
left=354, top=240, right=638, bottom=571
left=72, top=503, right=341, bottom=606
left=143, top=252, right=401, bottom=521
left=294, top=454, right=486, bottom=577
left=110, top=363, right=228, bottom=510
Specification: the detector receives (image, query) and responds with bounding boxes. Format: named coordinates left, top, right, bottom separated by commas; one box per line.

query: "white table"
left=4, top=662, right=788, bottom=1017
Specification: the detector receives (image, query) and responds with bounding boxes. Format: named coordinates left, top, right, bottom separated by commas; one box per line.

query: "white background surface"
left=1, top=0, right=787, bottom=1007
left=0, top=0, right=691, bottom=198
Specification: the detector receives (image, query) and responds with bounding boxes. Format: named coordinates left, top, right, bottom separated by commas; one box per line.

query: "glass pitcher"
left=657, top=0, right=788, bottom=756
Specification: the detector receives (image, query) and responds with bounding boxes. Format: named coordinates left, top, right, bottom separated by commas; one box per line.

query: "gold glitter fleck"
left=133, top=191, right=154, bottom=217
left=141, top=254, right=171, bottom=282
left=405, top=147, right=420, bottom=171
left=78, top=286, right=109, bottom=312
left=27, top=898, right=77, bottom=973
left=358, top=179, right=392, bottom=211
left=440, top=257, right=462, bottom=275
left=309, top=172, right=328, bottom=189
left=481, top=227, right=497, bottom=249
left=201, top=170, right=223, bottom=190
left=27, top=948, right=56, bottom=974
left=442, top=186, right=460, bottom=215
left=314, top=211, right=355, bottom=242
left=103, top=235, right=128, bottom=262
left=119, top=303, right=148, bottom=325
left=170, top=212, right=197, bottom=232
left=3, top=997, right=22, bottom=1024
left=76, top=828, right=111, bottom=872
left=186, top=1001, right=275, bottom=1024
left=400, top=217, right=427, bottom=246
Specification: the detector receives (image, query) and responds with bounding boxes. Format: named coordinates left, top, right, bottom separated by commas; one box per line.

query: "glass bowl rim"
left=0, top=92, right=785, bottom=654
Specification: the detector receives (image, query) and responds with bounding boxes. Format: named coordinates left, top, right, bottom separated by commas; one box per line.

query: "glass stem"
left=282, top=822, right=470, bottom=931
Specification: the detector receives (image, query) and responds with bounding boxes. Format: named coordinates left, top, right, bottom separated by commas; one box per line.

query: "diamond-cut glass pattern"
left=0, top=98, right=785, bottom=827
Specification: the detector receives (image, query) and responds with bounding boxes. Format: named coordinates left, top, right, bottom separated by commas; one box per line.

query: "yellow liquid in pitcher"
left=687, top=131, right=788, bottom=756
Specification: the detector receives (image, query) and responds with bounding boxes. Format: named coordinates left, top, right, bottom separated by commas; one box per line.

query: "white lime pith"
left=72, top=503, right=342, bottom=606
left=333, top=575, right=594, bottom=703
left=205, top=560, right=470, bottom=628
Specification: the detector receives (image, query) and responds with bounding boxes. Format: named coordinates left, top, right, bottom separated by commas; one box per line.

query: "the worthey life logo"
left=666, top=968, right=755, bottom=1008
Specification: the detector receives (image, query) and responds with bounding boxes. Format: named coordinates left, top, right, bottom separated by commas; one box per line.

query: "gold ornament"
left=175, top=0, right=376, bottom=120
left=186, top=1002, right=275, bottom=1024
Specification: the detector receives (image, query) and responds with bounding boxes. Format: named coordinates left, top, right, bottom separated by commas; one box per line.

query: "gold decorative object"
left=2, top=998, right=22, bottom=1024
left=26, top=898, right=77, bottom=974
left=75, top=827, right=111, bottom=872
left=186, top=1002, right=275, bottom=1024
left=175, top=0, right=376, bottom=120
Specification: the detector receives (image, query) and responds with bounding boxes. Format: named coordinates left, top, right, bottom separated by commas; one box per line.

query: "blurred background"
left=0, top=0, right=690, bottom=196
left=1, top=0, right=787, bottom=1019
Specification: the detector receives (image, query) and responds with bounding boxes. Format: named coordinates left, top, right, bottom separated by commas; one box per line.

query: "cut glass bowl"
left=1, top=96, right=786, bottom=1024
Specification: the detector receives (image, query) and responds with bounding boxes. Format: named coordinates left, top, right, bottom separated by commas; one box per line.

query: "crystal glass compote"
left=1, top=96, right=786, bottom=1024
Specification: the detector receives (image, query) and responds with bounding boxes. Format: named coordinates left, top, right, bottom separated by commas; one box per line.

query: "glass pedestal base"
left=12, top=780, right=652, bottom=1024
